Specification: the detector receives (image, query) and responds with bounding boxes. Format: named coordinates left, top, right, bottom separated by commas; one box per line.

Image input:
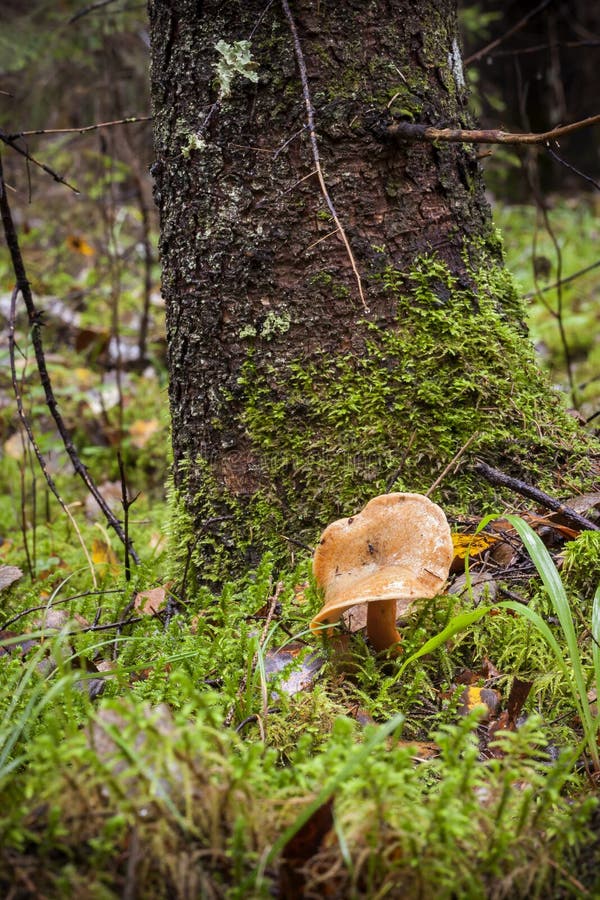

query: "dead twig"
left=67, top=0, right=120, bottom=24
left=0, top=131, right=79, bottom=193
left=426, top=432, right=480, bottom=497
left=464, top=0, right=553, bottom=66
left=8, top=288, right=98, bottom=585
left=524, top=259, right=600, bottom=300
left=474, top=462, right=600, bottom=533
left=0, top=157, right=140, bottom=563
left=281, top=0, right=368, bottom=311
left=545, top=144, right=600, bottom=192
left=386, top=113, right=600, bottom=147
left=0, top=590, right=124, bottom=632
left=6, top=116, right=152, bottom=140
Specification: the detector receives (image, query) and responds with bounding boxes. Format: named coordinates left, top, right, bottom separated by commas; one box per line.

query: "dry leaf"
left=91, top=538, right=120, bottom=573
left=279, top=797, right=334, bottom=899
left=451, top=532, right=498, bottom=572
left=129, top=418, right=160, bottom=449
left=134, top=584, right=170, bottom=616
left=263, top=643, right=324, bottom=697
left=457, top=685, right=501, bottom=721
left=0, top=565, right=23, bottom=591
left=66, top=234, right=95, bottom=256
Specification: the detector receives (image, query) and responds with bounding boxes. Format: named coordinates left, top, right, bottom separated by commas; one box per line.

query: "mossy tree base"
left=149, top=0, right=597, bottom=581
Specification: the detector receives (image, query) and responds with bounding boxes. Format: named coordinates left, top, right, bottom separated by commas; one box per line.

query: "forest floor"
left=0, top=190, right=599, bottom=898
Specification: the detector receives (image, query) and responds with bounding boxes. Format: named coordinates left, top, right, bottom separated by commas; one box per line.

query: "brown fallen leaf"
left=133, top=584, right=171, bottom=616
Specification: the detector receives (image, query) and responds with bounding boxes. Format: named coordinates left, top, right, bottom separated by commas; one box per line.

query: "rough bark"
left=148, top=0, right=595, bottom=580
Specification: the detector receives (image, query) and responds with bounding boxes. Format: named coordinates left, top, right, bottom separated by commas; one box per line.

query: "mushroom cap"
left=311, top=493, right=453, bottom=631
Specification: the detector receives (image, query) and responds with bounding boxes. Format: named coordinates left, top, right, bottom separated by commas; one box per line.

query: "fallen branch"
left=386, top=113, right=600, bottom=147
left=474, top=462, right=600, bottom=533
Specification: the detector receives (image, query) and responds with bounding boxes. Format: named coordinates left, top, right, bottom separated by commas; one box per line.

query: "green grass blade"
left=592, top=584, right=600, bottom=732
left=264, top=712, right=404, bottom=866
left=396, top=607, right=491, bottom=679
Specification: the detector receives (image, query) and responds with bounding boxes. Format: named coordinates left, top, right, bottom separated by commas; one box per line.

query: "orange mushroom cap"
left=311, top=493, right=453, bottom=642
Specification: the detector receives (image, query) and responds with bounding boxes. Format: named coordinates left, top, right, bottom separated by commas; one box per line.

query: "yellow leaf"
left=91, top=538, right=120, bottom=573
left=66, top=235, right=95, bottom=256
left=129, top=418, right=160, bottom=449
left=451, top=532, right=497, bottom=559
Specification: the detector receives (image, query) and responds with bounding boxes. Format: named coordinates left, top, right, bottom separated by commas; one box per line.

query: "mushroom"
left=310, top=493, right=453, bottom=652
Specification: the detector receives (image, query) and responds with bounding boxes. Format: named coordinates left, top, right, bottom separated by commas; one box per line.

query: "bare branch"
left=68, top=0, right=120, bottom=24
left=464, top=0, right=553, bottom=66
left=8, top=289, right=98, bottom=585
left=6, top=116, right=152, bottom=140
left=524, top=259, right=600, bottom=299
left=0, top=156, right=140, bottom=564
left=474, top=462, right=600, bottom=533
left=386, top=113, right=600, bottom=146
left=0, top=131, right=79, bottom=192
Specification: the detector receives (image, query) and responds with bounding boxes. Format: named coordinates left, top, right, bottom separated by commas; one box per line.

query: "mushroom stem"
left=366, top=600, right=401, bottom=653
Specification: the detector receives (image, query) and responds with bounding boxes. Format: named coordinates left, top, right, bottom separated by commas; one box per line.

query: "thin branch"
left=474, top=462, right=600, bottom=533
left=0, top=156, right=140, bottom=564
left=8, top=288, right=98, bottom=587
left=492, top=39, right=600, bottom=59
left=386, top=113, right=600, bottom=146
left=1, top=589, right=124, bottom=631
left=280, top=0, right=368, bottom=311
left=464, top=0, right=554, bottom=66
left=68, top=616, right=142, bottom=635
left=68, top=0, right=120, bottom=24
left=524, top=259, right=600, bottom=299
left=426, top=431, right=480, bottom=497
left=6, top=116, right=152, bottom=140
left=0, top=131, right=79, bottom=193
left=546, top=145, right=600, bottom=192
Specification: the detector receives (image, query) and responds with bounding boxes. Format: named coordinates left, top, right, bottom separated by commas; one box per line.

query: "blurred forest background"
left=0, top=0, right=599, bottom=575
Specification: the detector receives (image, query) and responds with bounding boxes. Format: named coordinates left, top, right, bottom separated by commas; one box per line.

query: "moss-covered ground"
left=1, top=148, right=600, bottom=895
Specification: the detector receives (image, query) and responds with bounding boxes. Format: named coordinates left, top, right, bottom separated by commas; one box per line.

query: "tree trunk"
left=148, top=0, right=591, bottom=580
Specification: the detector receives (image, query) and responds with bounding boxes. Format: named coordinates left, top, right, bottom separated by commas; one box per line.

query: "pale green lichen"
left=261, top=311, right=291, bottom=340
left=181, top=132, right=207, bottom=158
left=214, top=40, right=259, bottom=99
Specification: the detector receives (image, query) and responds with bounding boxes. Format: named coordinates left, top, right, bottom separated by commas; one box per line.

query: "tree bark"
left=148, top=0, right=594, bottom=580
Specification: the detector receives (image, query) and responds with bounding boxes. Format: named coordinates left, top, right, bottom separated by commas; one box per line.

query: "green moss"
left=168, top=240, right=595, bottom=581
left=235, top=244, right=589, bottom=550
